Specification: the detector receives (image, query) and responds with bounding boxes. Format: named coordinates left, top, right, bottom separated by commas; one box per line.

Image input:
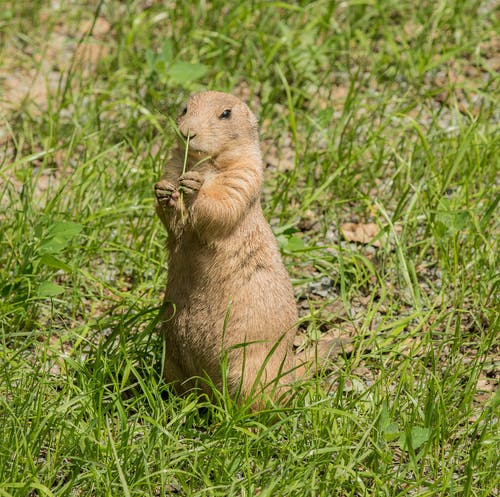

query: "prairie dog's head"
left=176, top=91, right=260, bottom=160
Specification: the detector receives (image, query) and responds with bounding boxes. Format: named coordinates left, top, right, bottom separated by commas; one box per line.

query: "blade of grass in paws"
left=179, top=131, right=190, bottom=224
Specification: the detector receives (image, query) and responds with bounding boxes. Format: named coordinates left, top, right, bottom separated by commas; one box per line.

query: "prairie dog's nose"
left=179, top=125, right=196, bottom=140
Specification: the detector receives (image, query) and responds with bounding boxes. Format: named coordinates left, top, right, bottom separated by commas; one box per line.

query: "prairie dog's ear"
left=248, top=109, right=259, bottom=130
left=235, top=102, right=259, bottom=130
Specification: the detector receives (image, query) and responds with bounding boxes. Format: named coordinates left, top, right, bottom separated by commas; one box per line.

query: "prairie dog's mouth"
left=176, top=136, right=213, bottom=163
left=186, top=144, right=205, bottom=156
left=177, top=136, right=202, bottom=152
left=181, top=142, right=211, bottom=163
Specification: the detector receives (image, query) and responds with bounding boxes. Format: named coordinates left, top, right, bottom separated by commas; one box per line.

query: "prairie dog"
left=154, top=91, right=298, bottom=406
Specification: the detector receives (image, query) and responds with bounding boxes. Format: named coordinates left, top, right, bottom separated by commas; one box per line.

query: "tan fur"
left=155, top=91, right=298, bottom=407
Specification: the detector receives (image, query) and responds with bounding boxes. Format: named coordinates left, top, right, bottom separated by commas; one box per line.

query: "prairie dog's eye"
left=219, top=109, right=231, bottom=119
left=180, top=106, right=187, bottom=116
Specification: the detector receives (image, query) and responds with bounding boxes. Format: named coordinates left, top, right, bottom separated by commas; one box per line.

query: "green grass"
left=0, top=0, right=498, bottom=495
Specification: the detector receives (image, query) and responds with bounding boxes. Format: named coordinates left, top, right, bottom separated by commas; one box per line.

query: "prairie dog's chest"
left=189, top=162, right=218, bottom=181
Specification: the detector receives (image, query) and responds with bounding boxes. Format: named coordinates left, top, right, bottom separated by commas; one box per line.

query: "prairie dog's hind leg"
left=163, top=360, right=190, bottom=395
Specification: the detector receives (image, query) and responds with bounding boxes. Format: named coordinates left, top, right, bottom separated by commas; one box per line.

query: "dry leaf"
left=341, top=222, right=381, bottom=247
left=78, top=17, right=111, bottom=37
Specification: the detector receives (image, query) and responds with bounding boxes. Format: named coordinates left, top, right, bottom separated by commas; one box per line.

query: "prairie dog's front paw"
left=179, top=171, right=205, bottom=196
left=155, top=180, right=179, bottom=208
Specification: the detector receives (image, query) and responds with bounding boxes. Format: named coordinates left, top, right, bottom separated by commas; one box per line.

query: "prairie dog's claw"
left=155, top=180, right=178, bottom=207
left=179, top=171, right=204, bottom=196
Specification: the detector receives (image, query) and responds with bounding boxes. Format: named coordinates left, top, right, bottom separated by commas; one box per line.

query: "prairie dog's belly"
left=165, top=227, right=293, bottom=336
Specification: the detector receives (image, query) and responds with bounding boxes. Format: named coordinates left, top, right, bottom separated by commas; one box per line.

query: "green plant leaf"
left=399, top=426, right=431, bottom=451
left=286, top=235, right=305, bottom=252
left=37, top=281, right=65, bottom=297
left=167, top=61, right=209, bottom=84
left=384, top=422, right=400, bottom=442
left=38, top=222, right=83, bottom=254
left=38, top=237, right=68, bottom=254
left=277, top=234, right=306, bottom=253
left=436, top=199, right=471, bottom=235
left=39, top=254, right=72, bottom=272
left=47, top=221, right=83, bottom=238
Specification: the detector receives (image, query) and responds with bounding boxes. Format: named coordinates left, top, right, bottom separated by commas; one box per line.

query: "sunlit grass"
left=0, top=0, right=498, bottom=495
